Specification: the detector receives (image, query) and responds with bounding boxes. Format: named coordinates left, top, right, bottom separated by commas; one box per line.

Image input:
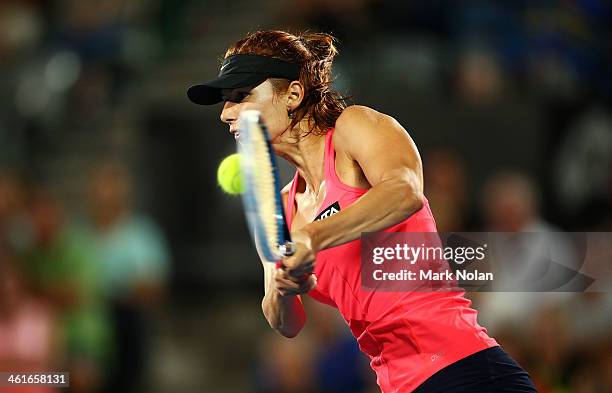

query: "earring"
left=287, top=109, right=295, bottom=119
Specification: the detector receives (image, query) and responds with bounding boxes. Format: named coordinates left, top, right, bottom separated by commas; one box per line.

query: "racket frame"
left=238, top=109, right=295, bottom=261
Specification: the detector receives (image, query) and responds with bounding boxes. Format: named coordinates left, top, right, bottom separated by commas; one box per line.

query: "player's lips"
left=229, top=127, right=239, bottom=139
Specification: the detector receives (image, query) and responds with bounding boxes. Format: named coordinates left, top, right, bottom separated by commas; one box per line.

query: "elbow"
left=398, top=186, right=424, bottom=218
left=268, top=318, right=304, bottom=338
left=261, top=300, right=305, bottom=338
left=271, top=314, right=305, bottom=338
left=262, top=301, right=278, bottom=330
left=276, top=326, right=301, bottom=338
left=411, top=191, right=425, bottom=213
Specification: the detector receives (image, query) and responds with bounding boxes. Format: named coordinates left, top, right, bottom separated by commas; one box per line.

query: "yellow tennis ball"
left=217, top=153, right=244, bottom=195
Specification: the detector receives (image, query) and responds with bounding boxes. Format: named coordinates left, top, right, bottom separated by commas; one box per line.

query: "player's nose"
left=220, top=101, right=237, bottom=125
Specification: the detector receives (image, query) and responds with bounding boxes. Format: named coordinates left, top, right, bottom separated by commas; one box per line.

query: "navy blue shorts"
left=414, top=346, right=538, bottom=392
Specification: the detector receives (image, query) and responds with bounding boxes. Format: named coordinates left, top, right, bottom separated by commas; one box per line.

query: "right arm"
left=261, top=261, right=311, bottom=338
left=259, top=189, right=315, bottom=338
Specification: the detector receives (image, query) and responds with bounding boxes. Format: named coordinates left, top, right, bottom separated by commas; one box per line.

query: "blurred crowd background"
left=1, top=0, right=611, bottom=392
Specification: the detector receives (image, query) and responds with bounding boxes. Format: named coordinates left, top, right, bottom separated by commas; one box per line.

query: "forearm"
left=306, top=179, right=423, bottom=251
left=259, top=250, right=308, bottom=338
left=262, top=290, right=306, bottom=338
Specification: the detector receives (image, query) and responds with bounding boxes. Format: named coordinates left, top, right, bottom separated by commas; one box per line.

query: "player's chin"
left=269, top=126, right=291, bottom=145
left=268, top=136, right=282, bottom=149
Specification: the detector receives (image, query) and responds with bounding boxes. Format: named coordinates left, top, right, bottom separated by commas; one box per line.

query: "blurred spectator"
left=20, top=189, right=112, bottom=393
left=1, top=171, right=58, bottom=380
left=0, top=1, right=42, bottom=62
left=253, top=330, right=316, bottom=393
left=524, top=1, right=611, bottom=98
left=553, top=105, right=612, bottom=227
left=80, top=161, right=170, bottom=393
left=253, top=298, right=372, bottom=393
left=565, top=293, right=612, bottom=346
left=304, top=298, right=372, bottom=393
left=476, top=172, right=573, bottom=316
left=0, top=170, right=20, bottom=245
left=54, top=0, right=125, bottom=64
left=599, top=337, right=612, bottom=393
left=0, top=260, right=57, bottom=370
left=424, top=148, right=468, bottom=232
left=526, top=305, right=573, bottom=392
left=455, top=49, right=504, bottom=105
left=482, top=171, right=545, bottom=232
left=473, top=171, right=612, bottom=392
left=480, top=172, right=581, bottom=292
left=0, top=261, right=58, bottom=393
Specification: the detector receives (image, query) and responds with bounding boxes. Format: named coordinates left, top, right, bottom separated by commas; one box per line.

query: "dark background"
left=1, top=1, right=611, bottom=392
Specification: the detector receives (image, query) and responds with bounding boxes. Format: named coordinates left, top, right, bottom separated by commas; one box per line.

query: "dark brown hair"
left=225, top=30, right=349, bottom=136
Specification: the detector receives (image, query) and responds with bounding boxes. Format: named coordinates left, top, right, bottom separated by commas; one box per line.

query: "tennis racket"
left=237, top=109, right=296, bottom=262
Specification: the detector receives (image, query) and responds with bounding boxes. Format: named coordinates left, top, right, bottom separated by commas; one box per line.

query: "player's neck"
left=276, top=125, right=326, bottom=194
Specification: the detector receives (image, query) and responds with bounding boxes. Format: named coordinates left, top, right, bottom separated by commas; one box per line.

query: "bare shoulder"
left=337, top=105, right=382, bottom=127
left=341, top=103, right=402, bottom=122
left=334, top=105, right=409, bottom=151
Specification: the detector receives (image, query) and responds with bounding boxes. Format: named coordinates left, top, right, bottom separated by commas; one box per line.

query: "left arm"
left=284, top=106, right=424, bottom=275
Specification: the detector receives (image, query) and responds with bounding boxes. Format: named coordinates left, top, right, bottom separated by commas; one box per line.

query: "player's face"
left=220, top=80, right=291, bottom=141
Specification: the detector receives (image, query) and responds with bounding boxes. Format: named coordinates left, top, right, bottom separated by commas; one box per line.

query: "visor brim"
left=187, top=73, right=267, bottom=105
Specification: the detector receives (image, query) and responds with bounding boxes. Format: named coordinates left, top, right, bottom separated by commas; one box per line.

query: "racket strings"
left=250, top=121, right=281, bottom=252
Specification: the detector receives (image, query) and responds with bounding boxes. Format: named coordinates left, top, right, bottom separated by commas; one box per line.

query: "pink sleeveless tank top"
left=285, top=128, right=497, bottom=392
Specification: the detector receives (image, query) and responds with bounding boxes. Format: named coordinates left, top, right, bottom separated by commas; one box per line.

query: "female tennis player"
left=188, top=31, right=537, bottom=393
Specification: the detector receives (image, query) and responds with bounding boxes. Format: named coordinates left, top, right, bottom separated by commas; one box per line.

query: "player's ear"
left=286, top=81, right=304, bottom=111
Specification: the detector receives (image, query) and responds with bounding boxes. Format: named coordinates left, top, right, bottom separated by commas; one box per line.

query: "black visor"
left=187, top=54, right=300, bottom=105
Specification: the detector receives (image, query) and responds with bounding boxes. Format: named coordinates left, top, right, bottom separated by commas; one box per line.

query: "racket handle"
left=275, top=242, right=311, bottom=280
left=278, top=241, right=296, bottom=257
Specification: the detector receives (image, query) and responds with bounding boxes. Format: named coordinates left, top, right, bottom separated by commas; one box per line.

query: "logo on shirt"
left=431, top=351, right=445, bottom=362
left=314, top=201, right=341, bottom=222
